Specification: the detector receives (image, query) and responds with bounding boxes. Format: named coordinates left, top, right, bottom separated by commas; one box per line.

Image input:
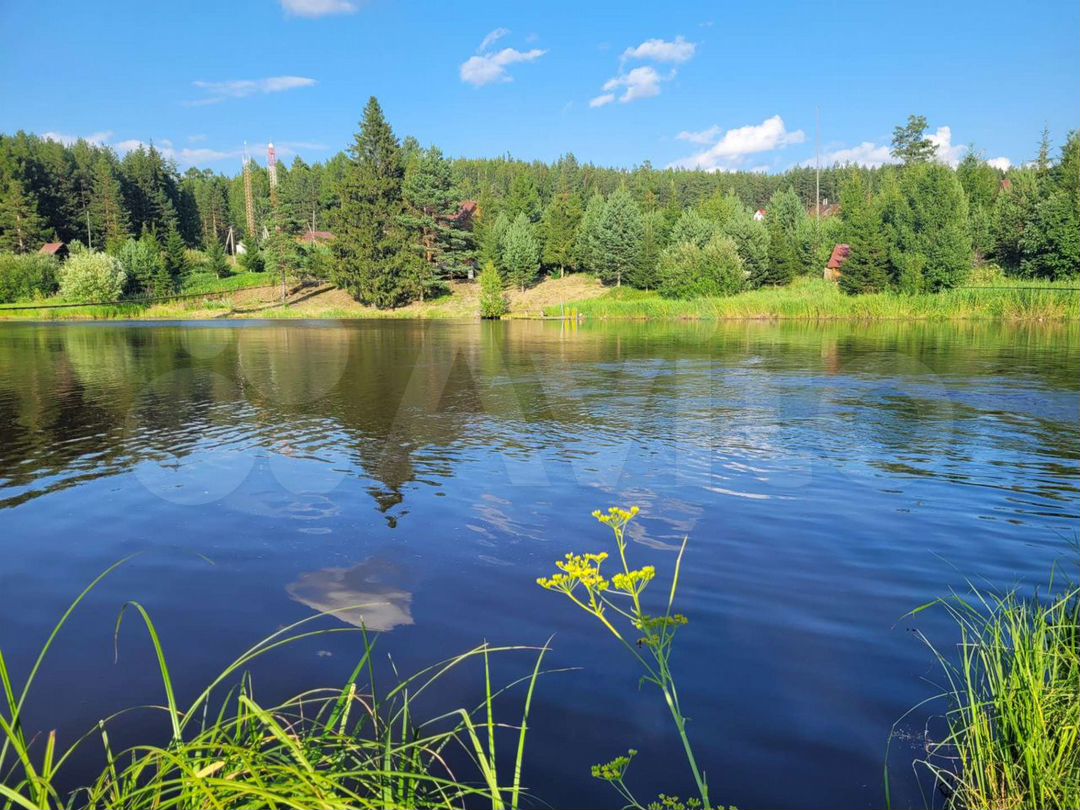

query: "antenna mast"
left=243, top=142, right=256, bottom=241
left=267, top=141, right=279, bottom=214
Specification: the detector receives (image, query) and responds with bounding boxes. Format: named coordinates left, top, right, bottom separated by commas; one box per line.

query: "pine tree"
left=890, top=114, right=938, bottom=165
left=402, top=146, right=472, bottom=281
left=540, top=192, right=582, bottom=276
left=838, top=175, right=890, bottom=295
left=0, top=178, right=48, bottom=253
left=332, top=96, right=411, bottom=308
left=478, top=260, right=508, bottom=318
left=501, top=213, right=540, bottom=292
left=593, top=188, right=644, bottom=287
left=89, top=155, right=130, bottom=252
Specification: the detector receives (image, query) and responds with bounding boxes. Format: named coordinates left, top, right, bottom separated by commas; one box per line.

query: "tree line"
left=0, top=105, right=1076, bottom=308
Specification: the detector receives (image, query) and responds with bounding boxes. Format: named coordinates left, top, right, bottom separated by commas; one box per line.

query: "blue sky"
left=1, top=0, right=1077, bottom=174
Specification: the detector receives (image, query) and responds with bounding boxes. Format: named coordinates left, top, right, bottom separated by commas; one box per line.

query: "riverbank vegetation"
left=897, top=568, right=1079, bottom=810
left=1, top=109, right=1076, bottom=318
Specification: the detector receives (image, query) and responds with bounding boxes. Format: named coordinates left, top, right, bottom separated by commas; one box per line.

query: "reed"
left=550, top=276, right=1080, bottom=322
left=0, top=561, right=549, bottom=810
left=894, top=565, right=1080, bottom=809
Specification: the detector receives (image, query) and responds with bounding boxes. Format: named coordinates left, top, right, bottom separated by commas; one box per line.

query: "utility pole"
left=815, top=106, right=821, bottom=219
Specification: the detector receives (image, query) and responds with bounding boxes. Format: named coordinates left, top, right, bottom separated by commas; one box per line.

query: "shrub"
left=0, top=252, right=59, bottom=302
left=238, top=247, right=266, bottom=273
left=115, top=236, right=164, bottom=295
left=659, top=234, right=746, bottom=299
left=479, top=260, right=509, bottom=318
left=59, top=251, right=126, bottom=302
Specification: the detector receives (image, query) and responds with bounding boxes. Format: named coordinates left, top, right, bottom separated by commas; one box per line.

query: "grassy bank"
left=546, top=277, right=1080, bottom=321
left=1, top=272, right=1077, bottom=323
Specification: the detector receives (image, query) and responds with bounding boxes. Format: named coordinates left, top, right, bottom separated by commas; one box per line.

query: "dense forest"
left=0, top=102, right=1077, bottom=307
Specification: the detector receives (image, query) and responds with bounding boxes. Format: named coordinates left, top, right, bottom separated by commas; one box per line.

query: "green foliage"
left=332, top=96, right=411, bottom=308
left=839, top=174, right=891, bottom=295
left=1020, top=190, right=1080, bottom=278
left=630, top=209, right=665, bottom=290
left=659, top=234, right=746, bottom=299
left=206, top=238, right=230, bottom=278
left=593, top=188, right=644, bottom=287
left=896, top=163, right=973, bottom=291
left=668, top=209, right=717, bottom=249
left=762, top=187, right=805, bottom=284
left=722, top=215, right=769, bottom=287
left=501, top=212, right=540, bottom=291
left=697, top=189, right=745, bottom=228
left=541, top=191, right=582, bottom=275
left=480, top=212, right=510, bottom=272
left=891, top=114, right=938, bottom=165
left=573, top=194, right=605, bottom=274
left=163, top=225, right=189, bottom=283
left=505, top=172, right=542, bottom=223
left=899, top=567, right=1079, bottom=810
left=237, top=245, right=265, bottom=273
left=116, top=234, right=166, bottom=296
left=59, top=250, right=126, bottom=302
left=402, top=145, right=474, bottom=281
left=297, top=243, right=335, bottom=283
left=0, top=177, right=48, bottom=253
left=478, top=260, right=508, bottom=318
left=0, top=252, right=58, bottom=302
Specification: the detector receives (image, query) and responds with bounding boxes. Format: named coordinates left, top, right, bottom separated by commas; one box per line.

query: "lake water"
left=1, top=319, right=1077, bottom=808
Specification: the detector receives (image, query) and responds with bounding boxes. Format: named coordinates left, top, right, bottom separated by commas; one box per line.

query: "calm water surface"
left=1, top=319, right=1077, bottom=808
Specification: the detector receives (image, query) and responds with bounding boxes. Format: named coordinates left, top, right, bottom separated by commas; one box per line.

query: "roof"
left=827, top=244, right=851, bottom=270
left=297, top=231, right=334, bottom=243
left=450, top=200, right=479, bottom=224
left=39, top=242, right=65, bottom=255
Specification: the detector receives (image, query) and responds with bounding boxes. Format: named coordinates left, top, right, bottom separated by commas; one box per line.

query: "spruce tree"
left=332, top=96, right=411, bottom=308
left=838, top=175, right=890, bottom=295
left=402, top=145, right=470, bottom=280
left=89, top=155, right=130, bottom=252
left=593, top=188, right=644, bottom=287
left=206, top=237, right=230, bottom=279
left=762, top=187, right=805, bottom=284
left=898, top=163, right=972, bottom=290
left=668, top=209, right=717, bottom=248
left=541, top=192, right=582, bottom=276
left=501, top=213, right=540, bottom=292
left=505, top=173, right=542, bottom=223
left=573, top=194, right=605, bottom=274
left=163, top=225, right=189, bottom=285
left=723, top=214, right=769, bottom=287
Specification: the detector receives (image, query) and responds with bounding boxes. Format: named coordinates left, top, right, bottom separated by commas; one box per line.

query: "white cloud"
left=478, top=27, right=510, bottom=52
left=187, top=76, right=317, bottom=105
left=42, top=130, right=113, bottom=146
left=671, top=115, right=805, bottom=170
left=460, top=46, right=546, bottom=86
left=187, top=134, right=207, bottom=143
left=928, top=126, right=966, bottom=167
left=597, top=66, right=666, bottom=104
left=622, top=35, right=696, bottom=64
left=676, top=125, right=722, bottom=145
left=591, top=34, right=695, bottom=108
left=807, top=141, right=896, bottom=168
left=986, top=156, right=1012, bottom=170
left=280, top=0, right=357, bottom=18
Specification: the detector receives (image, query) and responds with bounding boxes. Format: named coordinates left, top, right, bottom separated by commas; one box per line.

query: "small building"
left=39, top=242, right=67, bottom=259
left=825, top=244, right=851, bottom=282
left=753, top=209, right=766, bottom=222
left=449, top=200, right=479, bottom=229
left=297, top=230, right=335, bottom=246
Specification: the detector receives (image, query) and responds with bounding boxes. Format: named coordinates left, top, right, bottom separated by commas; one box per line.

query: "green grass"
left=893, top=565, right=1080, bottom=810
left=0, top=561, right=549, bottom=810
left=180, top=270, right=278, bottom=295
left=547, top=276, right=1080, bottom=321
